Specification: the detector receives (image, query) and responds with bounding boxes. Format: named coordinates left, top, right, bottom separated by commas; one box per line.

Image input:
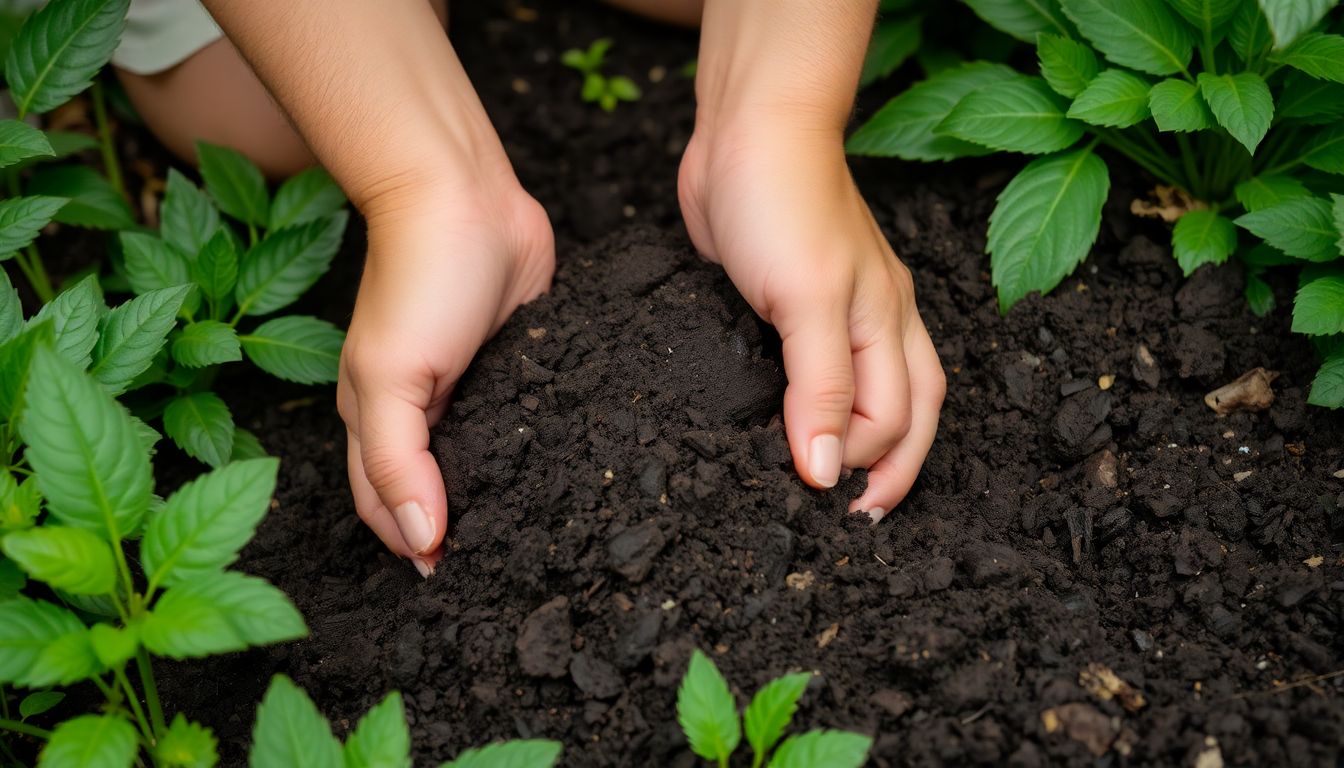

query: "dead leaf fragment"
left=817, top=622, right=839, bottom=648
left=1233, top=470, right=1252, bottom=482
left=1304, top=555, right=1324, bottom=568
left=1041, top=702, right=1119, bottom=756
left=1204, top=368, right=1278, bottom=415
left=785, top=571, right=815, bottom=590
left=1131, top=184, right=1206, bottom=222
left=1079, top=662, right=1147, bottom=712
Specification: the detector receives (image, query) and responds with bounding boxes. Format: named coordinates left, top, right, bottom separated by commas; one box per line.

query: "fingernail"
left=393, top=501, right=435, bottom=554
left=868, top=507, right=886, bottom=524
left=808, top=434, right=842, bottom=488
left=411, top=558, right=434, bottom=579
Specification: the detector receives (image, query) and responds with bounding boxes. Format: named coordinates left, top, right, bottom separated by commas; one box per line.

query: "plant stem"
left=135, top=648, right=166, bottom=736
left=0, top=718, right=51, bottom=740
left=1094, top=130, right=1184, bottom=188
left=14, top=244, right=56, bottom=303
left=90, top=80, right=129, bottom=205
left=1175, top=134, right=1204, bottom=198
left=113, top=665, right=156, bottom=745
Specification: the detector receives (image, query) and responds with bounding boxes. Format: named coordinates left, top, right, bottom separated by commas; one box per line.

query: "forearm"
left=200, top=0, right=515, bottom=213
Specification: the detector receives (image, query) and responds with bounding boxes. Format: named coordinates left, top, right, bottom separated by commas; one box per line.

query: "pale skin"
left=131, top=0, right=946, bottom=576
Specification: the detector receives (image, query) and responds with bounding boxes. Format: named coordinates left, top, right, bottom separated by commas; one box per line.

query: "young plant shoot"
left=561, top=38, right=643, bottom=111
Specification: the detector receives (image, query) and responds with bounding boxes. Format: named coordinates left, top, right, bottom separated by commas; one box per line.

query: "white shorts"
left=8, top=0, right=223, bottom=75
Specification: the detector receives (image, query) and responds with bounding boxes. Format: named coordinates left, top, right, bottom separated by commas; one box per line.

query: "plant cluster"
left=676, top=650, right=872, bottom=768
left=561, top=38, right=642, bottom=112
left=849, top=0, right=1344, bottom=408
left=861, top=0, right=1021, bottom=88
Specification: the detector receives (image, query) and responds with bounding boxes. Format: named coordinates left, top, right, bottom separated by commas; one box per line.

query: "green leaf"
left=268, top=167, right=345, bottom=230
left=1308, top=347, right=1344, bottom=407
left=156, top=714, right=219, bottom=768
left=197, top=142, right=269, bottom=227
left=119, top=232, right=190, bottom=295
left=1271, top=33, right=1344, bottom=84
left=88, top=622, right=138, bottom=668
left=0, top=119, right=53, bottom=168
left=1235, top=197, right=1339, bottom=260
left=936, top=75, right=1083, bottom=154
left=1235, top=174, right=1312, bottom=210
left=1060, top=0, right=1194, bottom=76
left=0, top=321, right=52, bottom=422
left=1197, top=72, right=1273, bottom=154
left=1036, top=33, right=1099, bottom=98
left=142, top=457, right=279, bottom=587
left=230, top=428, right=267, bottom=461
left=1172, top=210, right=1237, bottom=275
left=560, top=48, right=588, bottom=71
left=1257, top=0, right=1334, bottom=49
left=766, top=731, right=872, bottom=768
left=1293, top=275, right=1344, bottom=335
left=26, top=164, right=134, bottom=229
left=1148, top=78, right=1214, bottom=132
left=142, top=572, right=306, bottom=658
left=91, top=285, right=192, bottom=394
left=1244, top=271, right=1276, bottom=315
left=0, top=557, right=25, bottom=599
left=0, top=268, right=21, bottom=344
left=962, top=0, right=1073, bottom=41
left=989, top=147, right=1110, bottom=309
left=1167, top=0, right=1241, bottom=36
left=0, top=195, right=65, bottom=257
left=846, top=62, right=1018, bottom=160
left=41, top=130, right=98, bottom=161
left=744, top=673, right=812, bottom=759
left=1229, top=0, right=1274, bottom=62
left=163, top=391, right=235, bottom=468
left=0, top=470, right=41, bottom=532
left=30, top=273, right=102, bottom=368
left=1335, top=193, right=1344, bottom=256
left=248, top=675, right=342, bottom=768
left=241, top=315, right=343, bottom=385
left=676, top=650, right=741, bottom=762
left=20, top=345, right=151, bottom=537
left=1276, top=74, right=1344, bottom=123
left=161, top=168, right=220, bottom=257
left=342, top=692, right=411, bottom=768
left=440, top=741, right=563, bottom=768
left=19, top=690, right=64, bottom=719
left=0, top=597, right=84, bottom=685
left=581, top=72, right=605, bottom=102
left=38, top=714, right=138, bottom=768
left=1067, top=68, right=1151, bottom=127
left=235, top=212, right=346, bottom=316
left=5, top=0, right=130, bottom=117
left=1301, top=124, right=1344, bottom=175
left=860, top=16, right=922, bottom=88
left=1, top=526, right=116, bottom=595
left=607, top=75, right=641, bottom=101
left=171, top=320, right=240, bottom=368
left=190, top=227, right=239, bottom=306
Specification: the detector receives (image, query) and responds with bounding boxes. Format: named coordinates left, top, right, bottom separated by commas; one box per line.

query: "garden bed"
left=153, top=1, right=1343, bottom=765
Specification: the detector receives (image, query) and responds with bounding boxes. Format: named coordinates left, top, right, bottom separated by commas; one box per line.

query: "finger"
left=347, top=431, right=437, bottom=576
left=843, top=319, right=912, bottom=469
left=357, top=388, right=450, bottom=558
left=775, top=290, right=855, bottom=489
left=849, top=322, right=945, bottom=520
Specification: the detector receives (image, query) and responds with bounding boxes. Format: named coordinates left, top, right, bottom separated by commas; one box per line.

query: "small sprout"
left=561, top=38, right=642, bottom=112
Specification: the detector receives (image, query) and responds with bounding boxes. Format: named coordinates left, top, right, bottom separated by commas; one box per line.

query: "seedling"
left=848, top=0, right=1344, bottom=409
left=561, top=38, right=642, bottom=111
left=675, top=649, right=872, bottom=768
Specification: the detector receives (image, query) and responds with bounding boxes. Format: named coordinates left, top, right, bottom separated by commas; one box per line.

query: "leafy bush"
left=561, top=39, right=642, bottom=111
left=676, top=649, right=872, bottom=768
left=849, top=0, right=1344, bottom=408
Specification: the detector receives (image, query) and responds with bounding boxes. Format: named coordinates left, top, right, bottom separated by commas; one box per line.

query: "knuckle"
left=888, top=403, right=913, bottom=443
left=806, top=367, right=856, bottom=416
left=361, top=447, right=411, bottom=491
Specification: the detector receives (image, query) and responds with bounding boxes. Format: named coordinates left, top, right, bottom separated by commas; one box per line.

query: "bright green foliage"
left=963, top=0, right=1074, bottom=41
left=234, top=212, right=347, bottom=317
left=1234, top=174, right=1311, bottom=211
left=38, top=714, right=138, bottom=768
left=0, top=597, right=84, bottom=685
left=31, top=274, right=102, bottom=368
left=561, top=38, right=642, bottom=112
left=744, top=673, right=812, bottom=765
left=1168, top=0, right=1241, bottom=33
left=1308, top=347, right=1344, bottom=406
left=2, top=525, right=116, bottom=594
left=163, top=391, right=236, bottom=468
left=19, top=689, right=65, bottom=719
left=0, top=195, right=67, bottom=257
left=1235, top=197, right=1338, bottom=261
left=442, top=741, right=564, bottom=768
left=162, top=168, right=221, bottom=256
left=248, top=675, right=343, bottom=768
left=1060, top=0, right=1193, bottom=76
left=142, top=572, right=306, bottom=658
left=860, top=14, right=921, bottom=87
left=1067, top=69, right=1151, bottom=127
left=90, top=284, right=192, bottom=394
left=1147, top=79, right=1213, bottom=131
left=0, top=119, right=54, bottom=167
left=172, top=320, right=242, bottom=368
left=1272, top=33, right=1344, bottom=83
left=155, top=714, right=220, bottom=768
left=1258, top=0, right=1334, bottom=49
left=240, top=315, right=344, bottom=384
left=343, top=692, right=412, bottom=768
left=766, top=731, right=873, bottom=768
left=937, top=75, right=1083, bottom=154
left=677, top=650, right=742, bottom=763
left=1173, top=210, right=1237, bottom=275
left=1293, top=276, right=1344, bottom=335
left=197, top=141, right=269, bottom=227
left=4, top=0, right=129, bottom=117
left=1037, top=33, right=1099, bottom=98
left=1197, top=72, right=1273, bottom=153
left=27, top=163, right=134, bottom=229
left=269, top=167, right=346, bottom=230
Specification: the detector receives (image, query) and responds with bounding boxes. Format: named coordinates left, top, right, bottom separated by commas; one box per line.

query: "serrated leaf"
left=240, top=315, right=343, bottom=384
left=156, top=714, right=219, bottom=768
left=1271, top=33, right=1344, bottom=84
left=0, top=195, right=66, bottom=256
left=1173, top=210, right=1237, bottom=275
left=142, top=458, right=278, bottom=587
left=937, top=75, right=1083, bottom=153
left=1229, top=0, right=1273, bottom=62
left=1067, top=68, right=1151, bottom=127
left=20, top=345, right=151, bottom=537
left=88, top=622, right=137, bottom=668
left=1060, top=0, right=1194, bottom=76
left=0, top=321, right=52, bottom=422
left=744, top=673, right=812, bottom=759
left=197, top=142, right=268, bottom=227
left=343, top=692, right=411, bottom=768
left=1276, top=74, right=1344, bottom=123
left=860, top=15, right=922, bottom=88
left=0, top=268, right=21, bottom=343
left=1301, top=124, right=1344, bottom=174
left=1235, top=197, right=1339, bottom=260
left=38, top=714, right=137, bottom=768
left=1148, top=78, right=1214, bottom=132
left=5, top=0, right=130, bottom=117
left=1235, top=174, right=1312, bottom=211
left=1244, top=271, right=1276, bottom=315
left=1293, top=275, right=1344, bottom=335
left=768, top=731, right=872, bottom=768
left=26, top=623, right=100, bottom=686
left=39, top=130, right=98, bottom=161
left=962, top=0, right=1073, bottom=42
left=142, top=572, right=306, bottom=658
left=119, top=232, right=190, bottom=294
left=269, top=167, right=345, bottom=230
left=0, top=119, right=53, bottom=168
left=1308, top=348, right=1344, bottom=407
left=0, top=596, right=84, bottom=685
left=19, top=690, right=64, bottom=719
left=1037, top=33, right=1099, bottom=98
left=248, top=675, right=341, bottom=768
left=163, top=391, right=234, bottom=468
left=161, top=168, right=220, bottom=257
left=235, top=212, right=346, bottom=316
left=846, top=62, right=1018, bottom=160
left=91, top=285, right=191, bottom=394
left=190, top=227, right=238, bottom=309
left=1197, top=72, right=1273, bottom=154
left=1257, top=0, right=1334, bottom=49
left=989, top=147, right=1110, bottom=309
left=30, top=273, right=101, bottom=368
left=171, top=320, right=239, bottom=369
left=1, top=526, right=116, bottom=595
left=25, top=164, right=133, bottom=229
left=676, top=650, right=741, bottom=762
left=440, top=741, right=563, bottom=768
left=1168, top=0, right=1241, bottom=36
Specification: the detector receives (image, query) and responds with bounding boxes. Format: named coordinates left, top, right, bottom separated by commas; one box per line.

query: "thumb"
left=358, top=389, right=449, bottom=557
left=776, top=298, right=854, bottom=489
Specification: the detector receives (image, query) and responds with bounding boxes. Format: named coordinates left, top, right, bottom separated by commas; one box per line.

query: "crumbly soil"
left=148, top=1, right=1343, bottom=766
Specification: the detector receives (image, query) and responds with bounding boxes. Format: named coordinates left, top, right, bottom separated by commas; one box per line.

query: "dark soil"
left=150, top=1, right=1343, bottom=766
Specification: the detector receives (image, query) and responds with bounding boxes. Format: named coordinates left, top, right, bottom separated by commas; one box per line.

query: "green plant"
left=248, top=675, right=562, bottom=768
left=561, top=38, right=642, bottom=111
left=675, top=649, right=872, bottom=768
left=848, top=0, right=1344, bottom=408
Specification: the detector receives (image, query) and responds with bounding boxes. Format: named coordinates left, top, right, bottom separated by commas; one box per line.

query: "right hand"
left=337, top=181, right=554, bottom=576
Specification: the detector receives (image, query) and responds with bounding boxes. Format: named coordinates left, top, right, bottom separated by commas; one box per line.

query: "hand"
left=337, top=180, right=554, bottom=574
left=678, top=126, right=946, bottom=520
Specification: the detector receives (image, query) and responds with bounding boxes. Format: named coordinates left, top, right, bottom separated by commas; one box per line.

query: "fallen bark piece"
left=1079, top=662, right=1146, bottom=712
left=1204, top=368, right=1278, bottom=414
left=1131, top=184, right=1205, bottom=222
